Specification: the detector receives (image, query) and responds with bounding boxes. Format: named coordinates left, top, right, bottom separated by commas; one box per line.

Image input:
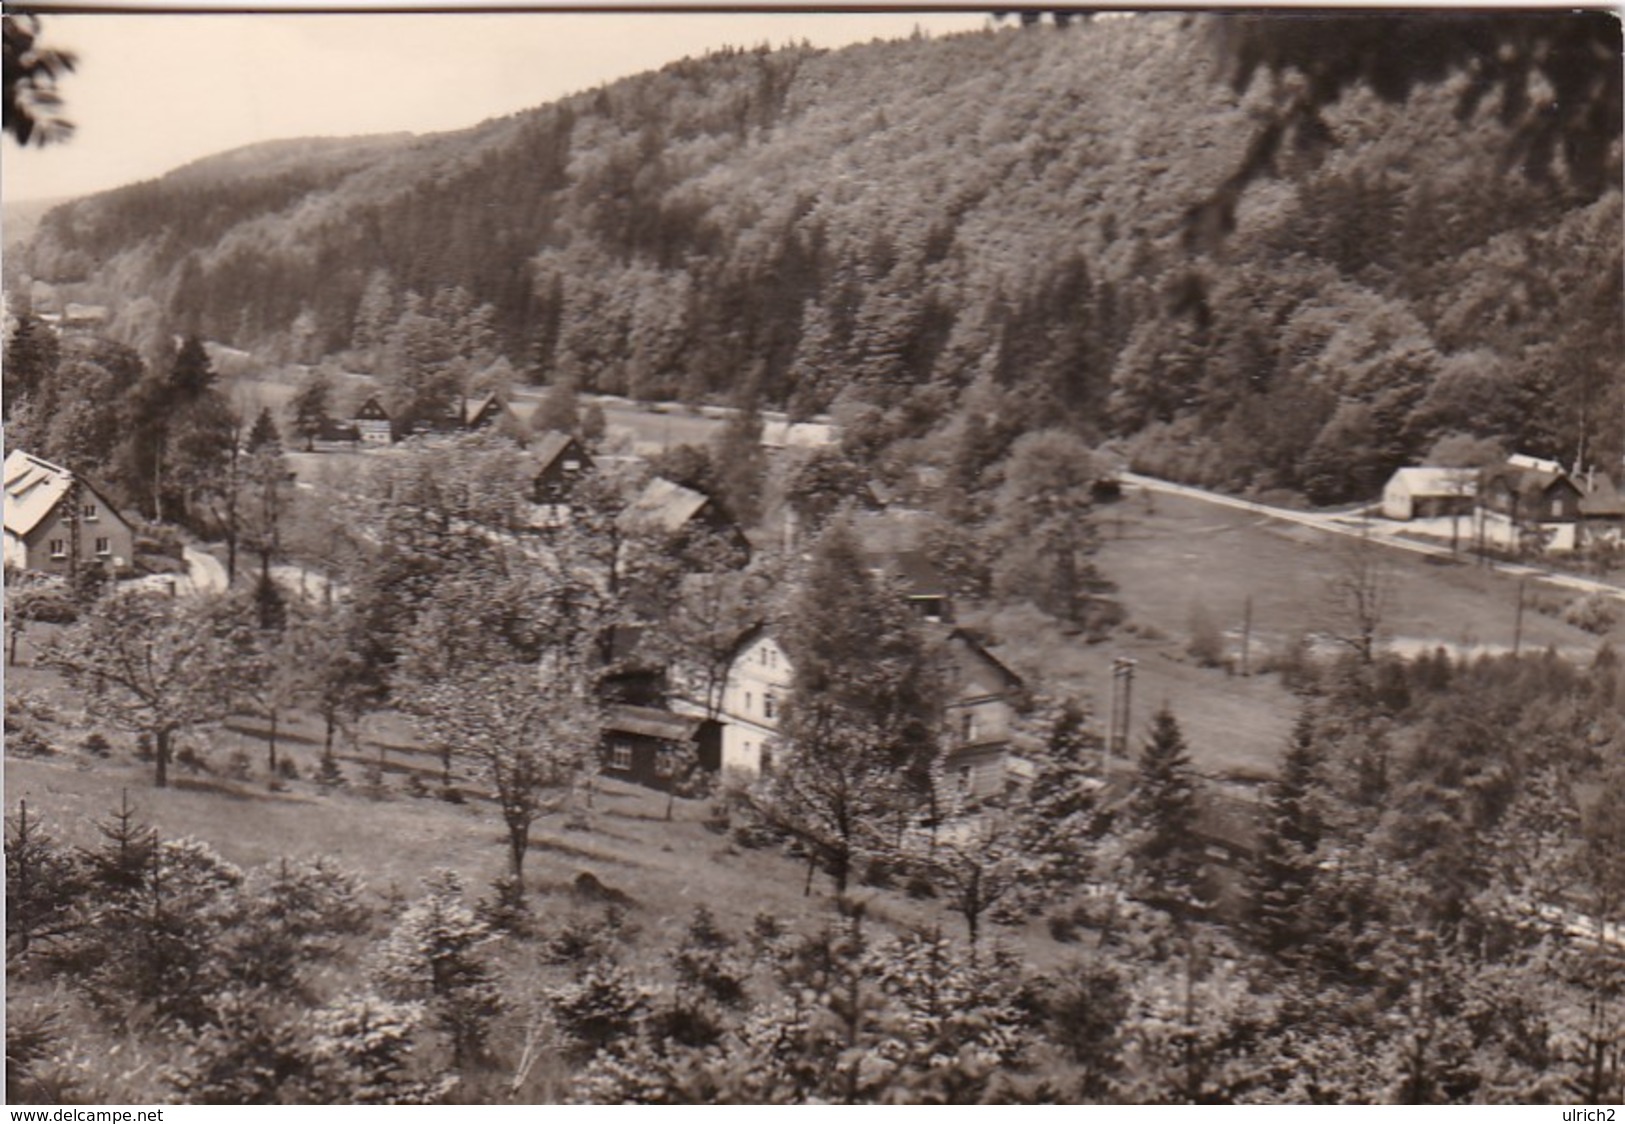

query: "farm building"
left=599, top=704, right=720, bottom=793
left=1480, top=455, right=1585, bottom=553
left=3, top=450, right=134, bottom=576
left=1380, top=466, right=1478, bottom=521
left=617, top=477, right=751, bottom=564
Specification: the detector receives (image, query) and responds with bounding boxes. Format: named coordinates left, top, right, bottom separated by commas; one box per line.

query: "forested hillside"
left=13, top=15, right=1622, bottom=502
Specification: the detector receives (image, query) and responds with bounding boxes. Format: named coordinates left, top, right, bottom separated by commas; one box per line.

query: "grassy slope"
left=972, top=488, right=1608, bottom=784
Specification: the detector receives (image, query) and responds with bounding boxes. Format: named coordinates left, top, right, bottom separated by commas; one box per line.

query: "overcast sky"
left=2, top=9, right=995, bottom=203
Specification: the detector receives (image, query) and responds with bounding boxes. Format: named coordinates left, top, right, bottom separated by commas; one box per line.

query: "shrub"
left=276, top=757, right=300, bottom=781
left=1563, top=592, right=1617, bottom=635
left=81, top=732, right=112, bottom=758
left=437, top=784, right=464, bottom=805
left=5, top=710, right=52, bottom=758
left=225, top=750, right=253, bottom=783
left=1187, top=603, right=1227, bottom=668
left=549, top=962, right=648, bottom=1058
left=317, top=755, right=345, bottom=789
left=475, top=874, right=532, bottom=937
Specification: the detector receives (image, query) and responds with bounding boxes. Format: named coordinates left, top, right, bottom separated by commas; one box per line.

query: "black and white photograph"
left=3, top=3, right=1622, bottom=1108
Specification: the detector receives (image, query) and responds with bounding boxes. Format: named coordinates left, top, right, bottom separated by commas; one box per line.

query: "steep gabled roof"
left=531, top=430, right=587, bottom=472
left=4, top=450, right=76, bottom=538
left=1580, top=473, right=1625, bottom=517
left=618, top=477, right=710, bottom=534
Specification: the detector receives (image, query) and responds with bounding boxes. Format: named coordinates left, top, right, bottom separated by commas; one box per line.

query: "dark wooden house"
left=530, top=431, right=595, bottom=503
left=1481, top=455, right=1585, bottom=552
left=600, top=704, right=721, bottom=792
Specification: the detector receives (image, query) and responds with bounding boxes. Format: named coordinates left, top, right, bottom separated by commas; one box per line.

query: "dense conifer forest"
left=12, top=14, right=1622, bottom=503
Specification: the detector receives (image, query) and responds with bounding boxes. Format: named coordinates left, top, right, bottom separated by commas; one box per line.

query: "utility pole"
left=1513, top=577, right=1526, bottom=656
left=1240, top=595, right=1253, bottom=677
left=1107, top=656, right=1138, bottom=768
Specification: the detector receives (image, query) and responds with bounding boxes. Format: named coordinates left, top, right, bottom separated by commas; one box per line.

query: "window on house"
left=1551, top=497, right=1563, bottom=518
left=957, top=765, right=973, bottom=794
left=746, top=691, right=754, bottom=714
left=563, top=459, right=580, bottom=472
left=94, top=537, right=111, bottom=556
left=82, top=502, right=98, bottom=521
left=961, top=712, right=977, bottom=744
left=610, top=742, right=633, bottom=771
left=764, top=692, right=775, bottom=720
left=48, top=539, right=66, bottom=559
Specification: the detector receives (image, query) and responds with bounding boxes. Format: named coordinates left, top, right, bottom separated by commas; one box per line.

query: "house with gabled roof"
left=699, top=620, right=1022, bottom=801
left=1480, top=454, right=1585, bottom=552
left=866, top=550, right=953, bottom=623
left=353, top=395, right=393, bottom=445
left=461, top=391, right=515, bottom=432
left=1578, top=471, right=1625, bottom=547
left=617, top=477, right=750, bottom=563
left=530, top=431, right=594, bottom=503
left=3, top=450, right=134, bottom=576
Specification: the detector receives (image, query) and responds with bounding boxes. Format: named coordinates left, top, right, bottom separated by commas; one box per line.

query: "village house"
left=866, top=551, right=954, bottom=624
left=530, top=431, right=595, bottom=503
left=461, top=391, right=515, bottom=432
left=1380, top=466, right=1479, bottom=522
left=617, top=476, right=751, bottom=563
left=2, top=450, right=134, bottom=576
left=698, top=621, right=1022, bottom=802
left=1479, top=454, right=1585, bottom=553
left=599, top=703, right=721, bottom=793
left=353, top=396, right=393, bottom=446
left=1578, top=473, right=1624, bottom=548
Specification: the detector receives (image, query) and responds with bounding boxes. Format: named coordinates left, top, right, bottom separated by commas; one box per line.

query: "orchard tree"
left=410, top=663, right=596, bottom=880
left=42, top=591, right=251, bottom=787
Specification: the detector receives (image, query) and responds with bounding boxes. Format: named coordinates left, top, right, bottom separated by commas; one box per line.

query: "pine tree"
left=1248, top=708, right=1326, bottom=957
left=1128, top=707, right=1205, bottom=912
left=375, top=871, right=503, bottom=1069
left=287, top=368, right=334, bottom=452
left=246, top=407, right=281, bottom=453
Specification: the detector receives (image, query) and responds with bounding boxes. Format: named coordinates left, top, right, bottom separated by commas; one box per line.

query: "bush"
left=1563, top=592, right=1617, bottom=635
left=317, top=755, right=345, bottom=789
left=276, top=757, right=300, bottom=781
left=4, top=706, right=52, bottom=758
left=1187, top=603, right=1227, bottom=669
left=404, top=774, right=430, bottom=799
left=225, top=750, right=253, bottom=783
left=82, top=732, right=112, bottom=758
left=437, top=784, right=464, bottom=805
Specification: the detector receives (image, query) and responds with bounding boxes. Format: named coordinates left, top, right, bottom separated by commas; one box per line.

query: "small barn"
left=530, top=431, right=594, bottom=504
left=600, top=704, right=720, bottom=792
left=1380, top=466, right=1478, bottom=521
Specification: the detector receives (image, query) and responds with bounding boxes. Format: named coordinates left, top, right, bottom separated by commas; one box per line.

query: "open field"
left=970, top=487, right=1612, bottom=786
